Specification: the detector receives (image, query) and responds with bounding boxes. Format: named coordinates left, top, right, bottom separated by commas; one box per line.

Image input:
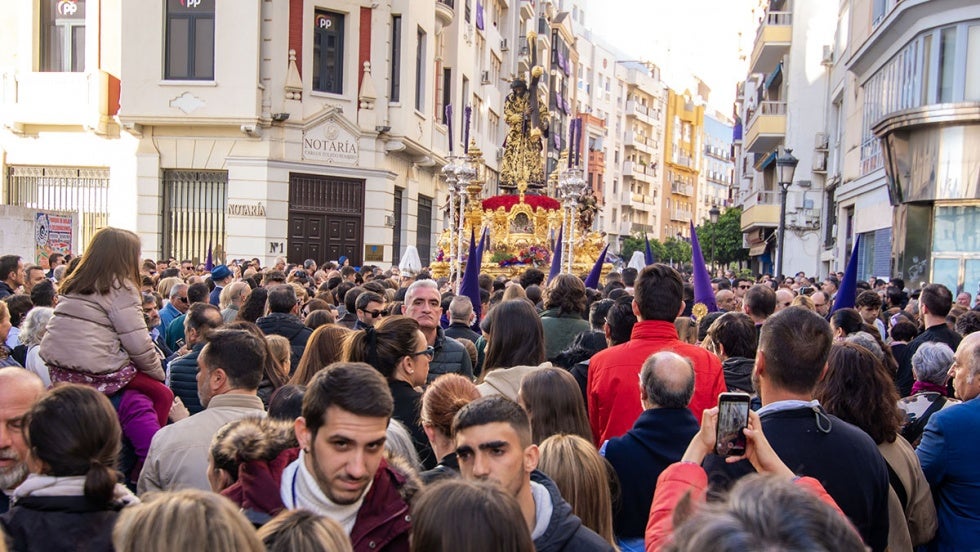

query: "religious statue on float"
left=500, top=31, right=550, bottom=193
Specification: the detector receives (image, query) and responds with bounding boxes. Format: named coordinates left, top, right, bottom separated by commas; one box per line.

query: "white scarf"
left=11, top=474, right=139, bottom=507
left=279, top=450, right=369, bottom=534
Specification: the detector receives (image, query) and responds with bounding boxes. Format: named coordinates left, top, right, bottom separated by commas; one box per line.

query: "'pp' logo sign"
left=180, top=0, right=203, bottom=7
left=57, top=0, right=78, bottom=16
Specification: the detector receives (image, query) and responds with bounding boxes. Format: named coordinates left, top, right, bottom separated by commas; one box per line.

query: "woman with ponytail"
left=0, top=384, right=139, bottom=551
left=343, top=315, right=434, bottom=469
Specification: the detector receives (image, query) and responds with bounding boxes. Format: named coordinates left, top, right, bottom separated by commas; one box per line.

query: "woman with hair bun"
left=343, top=315, right=434, bottom=468
left=419, top=373, right=481, bottom=483
left=0, top=384, right=139, bottom=551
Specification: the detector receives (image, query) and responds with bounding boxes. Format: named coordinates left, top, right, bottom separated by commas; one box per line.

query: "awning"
left=754, top=149, right=777, bottom=171
left=749, top=242, right=768, bottom=256
left=765, top=62, right=783, bottom=90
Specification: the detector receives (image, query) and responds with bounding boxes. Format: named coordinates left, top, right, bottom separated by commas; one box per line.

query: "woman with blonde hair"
left=289, top=324, right=350, bottom=385
left=265, top=334, right=292, bottom=383
left=537, top=434, right=618, bottom=549
left=257, top=509, right=353, bottom=552
left=791, top=294, right=815, bottom=311
left=112, top=489, right=264, bottom=552
left=501, top=283, right=528, bottom=302
left=419, top=374, right=482, bottom=483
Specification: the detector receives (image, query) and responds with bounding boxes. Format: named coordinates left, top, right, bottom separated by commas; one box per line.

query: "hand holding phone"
left=715, top=392, right=751, bottom=457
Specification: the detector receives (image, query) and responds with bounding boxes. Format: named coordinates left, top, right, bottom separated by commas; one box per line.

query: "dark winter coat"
left=0, top=495, right=124, bottom=552
left=168, top=342, right=206, bottom=415
left=256, top=313, right=312, bottom=374
left=427, top=328, right=473, bottom=382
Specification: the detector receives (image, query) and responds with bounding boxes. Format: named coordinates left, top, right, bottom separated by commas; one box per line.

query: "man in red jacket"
left=587, top=263, right=725, bottom=446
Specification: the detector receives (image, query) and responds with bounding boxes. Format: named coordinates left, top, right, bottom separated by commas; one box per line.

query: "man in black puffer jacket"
left=168, top=303, right=223, bottom=415
left=256, top=285, right=312, bottom=375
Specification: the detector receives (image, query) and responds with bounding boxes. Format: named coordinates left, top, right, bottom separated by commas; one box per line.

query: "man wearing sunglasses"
left=354, top=291, right=385, bottom=330
left=160, top=283, right=190, bottom=334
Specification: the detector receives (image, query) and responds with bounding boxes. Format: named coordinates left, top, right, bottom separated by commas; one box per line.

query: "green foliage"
left=622, top=234, right=665, bottom=263
left=695, top=207, right=748, bottom=268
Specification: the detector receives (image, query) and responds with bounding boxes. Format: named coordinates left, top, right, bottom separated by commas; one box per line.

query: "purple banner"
left=476, top=0, right=485, bottom=30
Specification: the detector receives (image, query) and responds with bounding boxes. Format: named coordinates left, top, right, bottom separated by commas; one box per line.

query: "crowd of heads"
left=1, top=228, right=979, bottom=551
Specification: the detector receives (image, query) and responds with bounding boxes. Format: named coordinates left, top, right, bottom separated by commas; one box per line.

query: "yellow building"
left=661, top=88, right=703, bottom=240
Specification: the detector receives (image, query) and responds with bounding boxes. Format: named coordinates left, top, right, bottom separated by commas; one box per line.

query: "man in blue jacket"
left=600, top=351, right=698, bottom=551
left=917, top=331, right=980, bottom=551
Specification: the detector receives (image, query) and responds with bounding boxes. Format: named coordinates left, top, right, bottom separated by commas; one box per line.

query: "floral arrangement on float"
left=491, top=245, right=551, bottom=267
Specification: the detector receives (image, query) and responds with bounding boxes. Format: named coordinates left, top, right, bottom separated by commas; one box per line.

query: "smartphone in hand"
left=715, top=392, right=751, bottom=457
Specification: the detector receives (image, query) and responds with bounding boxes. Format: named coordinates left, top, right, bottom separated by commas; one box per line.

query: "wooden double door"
left=288, top=173, right=364, bottom=265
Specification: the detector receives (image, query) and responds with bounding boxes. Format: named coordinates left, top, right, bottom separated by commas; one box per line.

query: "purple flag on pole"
left=689, top=221, right=718, bottom=313
left=644, top=235, right=654, bottom=266
left=584, top=244, right=608, bottom=290
left=475, top=0, right=485, bottom=30
left=205, top=241, right=214, bottom=271
left=459, top=229, right=483, bottom=325
left=832, top=235, right=862, bottom=312
left=548, top=227, right=563, bottom=283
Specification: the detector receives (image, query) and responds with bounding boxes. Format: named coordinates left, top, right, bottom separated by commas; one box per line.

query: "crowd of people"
left=0, top=226, right=978, bottom=551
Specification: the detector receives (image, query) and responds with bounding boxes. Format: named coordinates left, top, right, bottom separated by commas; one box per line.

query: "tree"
left=663, top=237, right=691, bottom=265
left=695, top=207, right=748, bottom=268
left=622, top=234, right=665, bottom=264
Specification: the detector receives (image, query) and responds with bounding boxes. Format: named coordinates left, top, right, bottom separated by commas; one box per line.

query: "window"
left=390, top=16, right=402, bottom=102
left=938, top=27, right=957, bottom=102
left=441, top=68, right=452, bottom=124
left=165, top=0, right=214, bottom=80
left=162, top=170, right=227, bottom=263
left=41, top=0, right=86, bottom=72
left=313, top=10, right=344, bottom=94
left=966, top=25, right=980, bottom=101
left=6, top=166, right=108, bottom=251
left=415, top=27, right=426, bottom=111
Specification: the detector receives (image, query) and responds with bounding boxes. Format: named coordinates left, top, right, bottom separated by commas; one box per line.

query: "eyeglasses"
left=738, top=285, right=752, bottom=289
left=408, top=346, right=435, bottom=360
left=361, top=309, right=383, bottom=318
left=175, top=296, right=188, bottom=303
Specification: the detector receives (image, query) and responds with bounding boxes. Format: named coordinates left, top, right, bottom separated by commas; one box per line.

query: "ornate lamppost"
left=775, top=147, right=799, bottom=278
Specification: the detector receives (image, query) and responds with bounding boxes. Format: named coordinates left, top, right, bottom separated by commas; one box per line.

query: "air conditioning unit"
left=481, top=71, right=491, bottom=85
left=812, top=151, right=827, bottom=172
left=815, top=132, right=829, bottom=150
left=822, top=45, right=834, bottom=65
left=500, top=38, right=509, bottom=51
left=496, top=147, right=504, bottom=161
left=519, top=45, right=529, bottom=56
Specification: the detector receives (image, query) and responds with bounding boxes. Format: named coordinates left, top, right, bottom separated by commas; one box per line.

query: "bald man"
left=600, top=351, right=700, bottom=546
left=0, top=368, right=46, bottom=513
left=775, top=289, right=795, bottom=312
left=716, top=289, right=737, bottom=312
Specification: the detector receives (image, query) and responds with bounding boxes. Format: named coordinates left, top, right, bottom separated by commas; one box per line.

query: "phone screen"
left=715, top=393, right=751, bottom=457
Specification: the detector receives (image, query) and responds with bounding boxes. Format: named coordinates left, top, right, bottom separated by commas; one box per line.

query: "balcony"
left=520, top=0, right=535, bottom=20
left=623, top=132, right=657, bottom=155
left=671, top=182, right=694, bottom=197
left=620, top=190, right=633, bottom=207
left=625, top=100, right=655, bottom=124
left=740, top=190, right=781, bottom=232
left=671, top=153, right=697, bottom=171
left=1, top=70, right=118, bottom=134
left=435, top=0, right=455, bottom=30
left=749, top=9, right=792, bottom=74
left=670, top=208, right=693, bottom=222
left=622, top=161, right=657, bottom=184
left=618, top=220, right=633, bottom=236
left=744, top=100, right=787, bottom=153
left=632, top=194, right=654, bottom=212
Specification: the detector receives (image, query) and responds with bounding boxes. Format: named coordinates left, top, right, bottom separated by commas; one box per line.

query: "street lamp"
left=709, top=206, right=720, bottom=224
left=775, top=147, right=799, bottom=278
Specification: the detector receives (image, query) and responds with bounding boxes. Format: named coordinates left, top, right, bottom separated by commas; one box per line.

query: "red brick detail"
left=289, top=0, right=303, bottom=77
left=358, top=7, right=371, bottom=98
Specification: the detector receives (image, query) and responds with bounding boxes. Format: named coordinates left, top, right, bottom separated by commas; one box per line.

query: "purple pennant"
left=459, top=229, right=483, bottom=326
left=832, top=235, right=862, bottom=312
left=689, top=221, right=718, bottom=313
left=204, top=241, right=214, bottom=271
left=584, top=244, right=609, bottom=289
left=464, top=105, right=472, bottom=153
left=548, top=226, right=563, bottom=283
left=475, top=0, right=485, bottom=30
left=445, top=104, right=453, bottom=154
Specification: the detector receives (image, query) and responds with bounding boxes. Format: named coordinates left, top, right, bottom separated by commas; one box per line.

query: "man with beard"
left=0, top=368, right=46, bottom=512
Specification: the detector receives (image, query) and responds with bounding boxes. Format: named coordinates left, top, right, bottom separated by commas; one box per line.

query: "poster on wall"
left=35, top=212, right=73, bottom=269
